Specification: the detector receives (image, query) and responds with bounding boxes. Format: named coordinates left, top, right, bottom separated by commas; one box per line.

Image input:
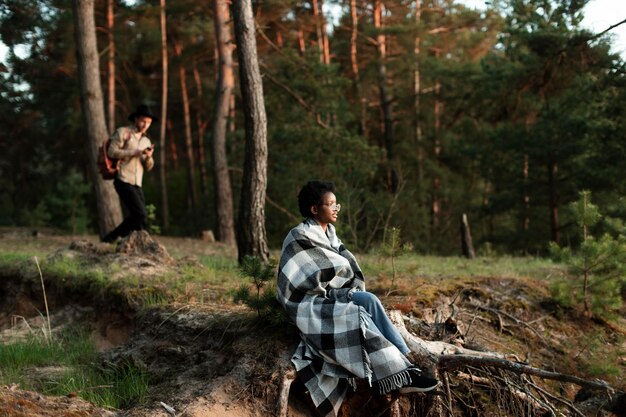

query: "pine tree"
left=549, top=191, right=626, bottom=319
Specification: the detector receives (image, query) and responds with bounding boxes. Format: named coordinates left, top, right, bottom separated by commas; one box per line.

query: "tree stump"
left=117, top=230, right=173, bottom=264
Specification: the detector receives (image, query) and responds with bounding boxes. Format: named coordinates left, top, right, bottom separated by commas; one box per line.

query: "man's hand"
left=143, top=145, right=154, bottom=158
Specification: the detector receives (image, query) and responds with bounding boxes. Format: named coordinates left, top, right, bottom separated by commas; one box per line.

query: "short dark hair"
left=298, top=180, right=336, bottom=218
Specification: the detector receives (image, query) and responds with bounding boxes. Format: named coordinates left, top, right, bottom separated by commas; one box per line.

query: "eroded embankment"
left=0, top=248, right=138, bottom=350
left=0, top=235, right=313, bottom=417
left=0, top=233, right=179, bottom=348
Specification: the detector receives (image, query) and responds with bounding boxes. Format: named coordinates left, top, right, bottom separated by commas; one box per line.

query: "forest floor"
left=0, top=227, right=624, bottom=417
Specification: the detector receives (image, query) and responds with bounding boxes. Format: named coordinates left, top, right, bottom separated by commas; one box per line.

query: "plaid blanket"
left=277, top=218, right=411, bottom=417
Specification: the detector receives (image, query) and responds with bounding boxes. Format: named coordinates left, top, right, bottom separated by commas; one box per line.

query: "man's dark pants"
left=103, top=178, right=147, bottom=242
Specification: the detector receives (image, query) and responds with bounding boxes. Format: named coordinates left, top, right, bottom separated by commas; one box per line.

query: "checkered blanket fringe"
left=277, top=218, right=410, bottom=417
left=377, top=369, right=411, bottom=394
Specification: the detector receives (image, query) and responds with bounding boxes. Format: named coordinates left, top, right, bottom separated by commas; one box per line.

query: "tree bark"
left=297, top=26, right=306, bottom=56
left=232, top=0, right=270, bottom=263
left=548, top=157, right=560, bottom=244
left=312, top=0, right=330, bottom=65
left=72, top=0, right=122, bottom=237
left=431, top=74, right=442, bottom=238
left=212, top=0, right=237, bottom=246
left=414, top=0, right=424, bottom=184
left=349, top=0, right=367, bottom=136
left=106, top=0, right=115, bottom=134
left=159, top=0, right=170, bottom=230
left=460, top=213, right=475, bottom=259
left=173, top=40, right=198, bottom=212
left=373, top=0, right=398, bottom=193
left=192, top=63, right=210, bottom=200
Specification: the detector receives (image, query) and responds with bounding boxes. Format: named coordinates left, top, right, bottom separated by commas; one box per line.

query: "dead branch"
left=438, top=355, right=612, bottom=392
left=259, top=63, right=329, bottom=129
left=276, top=367, right=296, bottom=417
left=468, top=302, right=551, bottom=346
left=388, top=310, right=506, bottom=363
left=388, top=309, right=623, bottom=417
left=455, top=371, right=552, bottom=415
left=525, top=378, right=586, bottom=417
left=275, top=349, right=296, bottom=417
left=265, top=194, right=300, bottom=223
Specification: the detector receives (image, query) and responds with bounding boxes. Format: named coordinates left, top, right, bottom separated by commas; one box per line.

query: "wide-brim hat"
left=128, top=104, right=158, bottom=122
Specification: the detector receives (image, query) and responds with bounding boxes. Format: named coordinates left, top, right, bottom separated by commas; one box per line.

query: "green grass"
left=0, top=329, right=149, bottom=409
left=46, top=363, right=150, bottom=409
left=361, top=253, right=561, bottom=281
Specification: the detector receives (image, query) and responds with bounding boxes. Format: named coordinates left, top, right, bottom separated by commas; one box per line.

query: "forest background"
left=1, top=0, right=626, bottom=257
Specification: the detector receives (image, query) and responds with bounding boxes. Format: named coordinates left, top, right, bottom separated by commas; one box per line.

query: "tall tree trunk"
left=548, top=157, right=560, bottom=244
left=297, top=26, right=306, bottom=56
left=460, top=213, right=475, bottom=259
left=431, top=77, right=442, bottom=236
left=192, top=63, right=210, bottom=200
left=523, top=153, right=530, bottom=231
left=312, top=0, right=330, bottom=64
left=212, top=0, right=236, bottom=246
left=159, top=0, right=170, bottom=230
left=232, top=0, right=270, bottom=263
left=72, top=0, right=122, bottom=237
left=374, top=0, right=397, bottom=193
left=350, top=0, right=367, bottom=136
left=414, top=0, right=424, bottom=183
left=229, top=93, right=236, bottom=134
left=106, top=0, right=115, bottom=133
left=174, top=41, right=198, bottom=212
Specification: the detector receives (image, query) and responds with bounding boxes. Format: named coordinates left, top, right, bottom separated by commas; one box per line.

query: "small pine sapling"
left=234, top=255, right=281, bottom=319
left=549, top=191, right=626, bottom=319
left=380, top=227, right=413, bottom=296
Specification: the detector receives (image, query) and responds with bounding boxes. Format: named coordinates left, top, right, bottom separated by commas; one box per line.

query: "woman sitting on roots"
left=276, top=180, right=439, bottom=417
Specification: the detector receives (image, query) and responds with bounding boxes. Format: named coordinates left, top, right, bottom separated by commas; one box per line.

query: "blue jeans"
left=351, top=291, right=410, bottom=356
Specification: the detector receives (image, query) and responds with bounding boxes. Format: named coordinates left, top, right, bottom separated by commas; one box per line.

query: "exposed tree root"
left=388, top=310, right=625, bottom=417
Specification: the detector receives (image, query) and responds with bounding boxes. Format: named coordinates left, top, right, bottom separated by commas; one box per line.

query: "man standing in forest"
left=101, top=104, right=156, bottom=243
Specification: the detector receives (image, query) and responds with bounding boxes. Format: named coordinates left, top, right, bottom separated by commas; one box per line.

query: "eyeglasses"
left=320, top=203, right=341, bottom=212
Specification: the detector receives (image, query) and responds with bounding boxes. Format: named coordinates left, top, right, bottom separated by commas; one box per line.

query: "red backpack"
left=97, top=139, right=119, bottom=180
left=97, top=129, right=132, bottom=180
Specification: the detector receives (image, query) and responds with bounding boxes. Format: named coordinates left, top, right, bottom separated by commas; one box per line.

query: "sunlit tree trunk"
left=297, top=26, right=306, bottom=56
left=312, top=0, right=330, bottom=64
left=159, top=0, right=170, bottom=230
left=232, top=0, right=270, bottom=263
left=174, top=41, right=198, bottom=212
left=106, top=0, right=115, bottom=133
left=212, top=0, right=236, bottom=246
left=374, top=0, right=397, bottom=193
left=72, top=0, right=122, bottom=237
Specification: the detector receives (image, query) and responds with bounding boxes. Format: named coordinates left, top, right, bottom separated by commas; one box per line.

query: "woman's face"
left=312, top=192, right=339, bottom=225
